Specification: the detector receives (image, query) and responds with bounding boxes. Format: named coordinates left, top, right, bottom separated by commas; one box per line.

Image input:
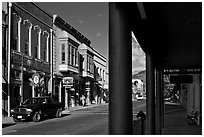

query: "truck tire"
left=13, top=117, right=20, bottom=123
left=33, top=111, right=41, bottom=122
left=56, top=108, right=62, bottom=118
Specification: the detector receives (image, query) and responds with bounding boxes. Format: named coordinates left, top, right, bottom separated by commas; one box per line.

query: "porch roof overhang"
left=130, top=2, right=202, bottom=70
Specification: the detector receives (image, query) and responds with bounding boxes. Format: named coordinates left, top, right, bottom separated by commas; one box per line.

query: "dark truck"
left=11, top=96, right=64, bottom=122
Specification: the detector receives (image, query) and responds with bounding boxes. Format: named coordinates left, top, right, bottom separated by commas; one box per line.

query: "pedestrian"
left=81, top=95, right=86, bottom=107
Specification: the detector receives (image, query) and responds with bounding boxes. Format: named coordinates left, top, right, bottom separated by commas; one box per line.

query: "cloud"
left=132, top=44, right=146, bottom=74
left=78, top=19, right=84, bottom=24
left=97, top=14, right=103, bottom=17
left=96, top=32, right=102, bottom=37
left=132, top=67, right=146, bottom=74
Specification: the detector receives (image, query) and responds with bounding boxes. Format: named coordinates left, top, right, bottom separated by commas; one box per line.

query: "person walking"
left=81, top=95, right=86, bottom=107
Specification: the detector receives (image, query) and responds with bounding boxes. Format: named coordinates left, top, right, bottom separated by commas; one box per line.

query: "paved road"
left=2, top=100, right=146, bottom=135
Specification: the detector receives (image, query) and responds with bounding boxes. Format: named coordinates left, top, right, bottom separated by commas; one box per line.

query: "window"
left=87, top=55, right=94, bottom=73
left=11, top=13, right=18, bottom=51
left=61, top=44, right=65, bottom=64
left=103, top=70, right=105, bottom=81
left=40, top=34, right=46, bottom=60
left=24, top=41, right=29, bottom=55
left=68, top=44, right=78, bottom=67
left=72, top=47, right=74, bottom=66
left=69, top=45, right=72, bottom=65
left=23, top=25, right=29, bottom=55
left=31, top=28, right=38, bottom=58
left=87, top=55, right=90, bottom=71
left=75, top=49, right=78, bottom=67
left=35, top=45, right=38, bottom=58
left=43, top=47, right=46, bottom=61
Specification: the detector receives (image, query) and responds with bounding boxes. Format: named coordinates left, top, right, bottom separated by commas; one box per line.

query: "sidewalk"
left=62, top=103, right=108, bottom=114
left=2, top=103, right=108, bottom=126
left=162, top=102, right=202, bottom=135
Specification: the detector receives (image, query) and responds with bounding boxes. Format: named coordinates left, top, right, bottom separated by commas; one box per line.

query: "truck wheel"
left=56, top=108, right=62, bottom=118
left=13, top=117, right=20, bottom=123
left=33, top=111, right=41, bottom=122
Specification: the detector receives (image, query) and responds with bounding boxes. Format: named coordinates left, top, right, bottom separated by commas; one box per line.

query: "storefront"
left=10, top=50, right=50, bottom=108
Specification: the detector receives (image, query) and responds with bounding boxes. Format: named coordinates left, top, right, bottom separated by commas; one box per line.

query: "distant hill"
left=132, top=70, right=146, bottom=83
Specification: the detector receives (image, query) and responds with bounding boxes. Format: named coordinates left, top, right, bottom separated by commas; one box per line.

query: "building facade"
left=2, top=2, right=53, bottom=116
left=2, top=2, right=9, bottom=116
left=93, top=48, right=108, bottom=104
left=53, top=15, right=94, bottom=108
left=2, top=2, right=109, bottom=116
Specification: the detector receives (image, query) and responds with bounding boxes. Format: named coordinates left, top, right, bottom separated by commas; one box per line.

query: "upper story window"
left=69, top=44, right=72, bottom=65
left=71, top=46, right=75, bottom=65
left=61, top=44, right=65, bottom=64
left=75, top=49, right=78, bottom=67
left=87, top=55, right=94, bottom=74
left=22, top=20, right=31, bottom=55
left=103, top=70, right=105, bottom=81
left=68, top=42, right=78, bottom=67
left=11, top=13, right=18, bottom=51
left=41, top=34, right=46, bottom=60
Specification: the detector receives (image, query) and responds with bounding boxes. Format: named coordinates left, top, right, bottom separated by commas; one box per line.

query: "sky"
left=36, top=2, right=145, bottom=74
left=36, top=2, right=108, bottom=58
left=132, top=33, right=146, bottom=74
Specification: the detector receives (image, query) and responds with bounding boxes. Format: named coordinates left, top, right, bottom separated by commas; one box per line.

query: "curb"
left=2, top=103, right=108, bottom=125
left=62, top=103, right=108, bottom=114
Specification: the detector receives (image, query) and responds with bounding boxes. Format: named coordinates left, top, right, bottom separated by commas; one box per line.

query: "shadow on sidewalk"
left=162, top=102, right=202, bottom=135
left=2, top=123, right=16, bottom=128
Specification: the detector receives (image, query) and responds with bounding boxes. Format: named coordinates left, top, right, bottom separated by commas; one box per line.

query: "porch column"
left=59, top=80, right=62, bottom=102
left=65, top=87, right=69, bottom=110
left=50, top=29, right=53, bottom=95
left=7, top=2, right=12, bottom=117
left=32, top=86, right=35, bottom=98
left=146, top=53, right=156, bottom=134
left=109, top=3, right=132, bottom=134
left=155, top=67, right=163, bottom=134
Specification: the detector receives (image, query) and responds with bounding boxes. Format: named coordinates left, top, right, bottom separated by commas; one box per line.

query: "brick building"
left=3, top=2, right=53, bottom=116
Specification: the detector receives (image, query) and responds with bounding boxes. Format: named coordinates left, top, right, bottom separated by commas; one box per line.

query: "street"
left=2, top=100, right=146, bottom=135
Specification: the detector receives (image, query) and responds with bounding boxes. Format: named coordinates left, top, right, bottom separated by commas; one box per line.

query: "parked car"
left=11, top=96, right=64, bottom=122
left=136, top=94, right=143, bottom=100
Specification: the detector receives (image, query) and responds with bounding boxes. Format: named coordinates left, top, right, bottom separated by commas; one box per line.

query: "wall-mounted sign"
left=63, top=77, right=74, bottom=86
left=96, top=76, right=102, bottom=81
left=32, top=73, right=40, bottom=85
left=85, top=81, right=90, bottom=85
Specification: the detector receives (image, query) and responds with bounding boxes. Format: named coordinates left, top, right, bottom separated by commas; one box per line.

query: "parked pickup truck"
left=11, top=96, right=64, bottom=122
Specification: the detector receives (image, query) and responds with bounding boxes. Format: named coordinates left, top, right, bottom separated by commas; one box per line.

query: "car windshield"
left=22, top=98, right=39, bottom=105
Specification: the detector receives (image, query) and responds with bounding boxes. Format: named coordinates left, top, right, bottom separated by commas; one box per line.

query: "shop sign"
left=85, top=81, right=90, bottom=85
left=29, top=73, right=40, bottom=87
left=63, top=77, right=74, bottom=87
left=96, top=76, right=102, bottom=81
left=33, top=73, right=40, bottom=84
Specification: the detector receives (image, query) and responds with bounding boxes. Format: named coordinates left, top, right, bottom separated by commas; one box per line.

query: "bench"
left=186, top=110, right=199, bottom=125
